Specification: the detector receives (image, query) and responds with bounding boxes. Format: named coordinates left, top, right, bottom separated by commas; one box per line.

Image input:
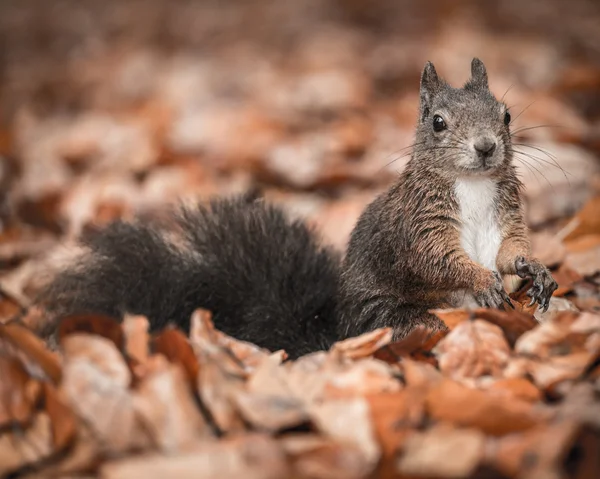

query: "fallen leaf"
left=434, top=320, right=511, bottom=380
left=60, top=333, right=142, bottom=454
left=0, top=356, right=41, bottom=427
left=151, top=326, right=200, bottom=389
left=281, top=434, right=372, bottom=479
left=0, top=322, right=62, bottom=383
left=397, top=423, right=485, bottom=478
left=57, top=313, right=125, bottom=351
left=309, top=398, right=380, bottom=469
left=330, top=327, right=393, bottom=360
left=100, top=435, right=289, bottom=479
left=133, top=359, right=212, bottom=451
left=426, top=380, right=542, bottom=436
left=430, top=308, right=471, bottom=330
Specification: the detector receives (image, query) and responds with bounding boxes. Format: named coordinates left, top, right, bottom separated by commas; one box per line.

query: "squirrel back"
left=38, top=195, right=340, bottom=358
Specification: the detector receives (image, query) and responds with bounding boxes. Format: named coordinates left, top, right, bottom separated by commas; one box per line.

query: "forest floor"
left=0, top=1, right=600, bottom=477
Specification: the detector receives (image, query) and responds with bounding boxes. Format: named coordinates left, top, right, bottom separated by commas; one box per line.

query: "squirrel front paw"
left=515, top=256, right=558, bottom=312
left=474, top=271, right=513, bottom=309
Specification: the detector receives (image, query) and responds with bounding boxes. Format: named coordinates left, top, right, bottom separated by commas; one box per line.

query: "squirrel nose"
left=474, top=137, right=497, bottom=157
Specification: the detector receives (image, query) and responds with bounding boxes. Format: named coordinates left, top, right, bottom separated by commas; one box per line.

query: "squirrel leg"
left=339, top=295, right=448, bottom=340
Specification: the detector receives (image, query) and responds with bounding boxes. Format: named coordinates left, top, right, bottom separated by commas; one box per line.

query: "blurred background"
left=0, top=0, right=599, bottom=305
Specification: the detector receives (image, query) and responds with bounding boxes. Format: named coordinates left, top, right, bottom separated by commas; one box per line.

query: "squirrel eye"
left=432, top=115, right=446, bottom=132
left=504, top=111, right=511, bottom=126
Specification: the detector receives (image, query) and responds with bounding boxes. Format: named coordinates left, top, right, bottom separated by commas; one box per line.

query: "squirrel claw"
left=517, top=257, right=558, bottom=313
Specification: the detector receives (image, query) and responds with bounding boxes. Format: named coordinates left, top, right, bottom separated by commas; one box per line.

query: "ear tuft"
left=470, top=58, right=489, bottom=89
left=419, top=61, right=441, bottom=122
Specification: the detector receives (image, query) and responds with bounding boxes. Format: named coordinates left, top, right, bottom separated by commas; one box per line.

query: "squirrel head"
left=415, top=58, right=512, bottom=178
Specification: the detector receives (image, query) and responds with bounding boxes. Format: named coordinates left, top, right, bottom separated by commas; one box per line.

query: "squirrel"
left=36, top=58, right=557, bottom=358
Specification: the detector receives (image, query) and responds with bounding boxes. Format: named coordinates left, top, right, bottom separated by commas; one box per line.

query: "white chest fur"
left=454, top=177, right=502, bottom=271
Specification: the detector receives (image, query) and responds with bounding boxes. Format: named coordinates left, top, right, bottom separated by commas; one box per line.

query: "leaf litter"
left=1, top=1, right=600, bottom=477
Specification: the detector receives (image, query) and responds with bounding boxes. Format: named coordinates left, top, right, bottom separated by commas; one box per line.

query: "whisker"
left=511, top=124, right=562, bottom=136
left=509, top=101, right=537, bottom=125
left=512, top=144, right=571, bottom=184
left=514, top=154, right=555, bottom=191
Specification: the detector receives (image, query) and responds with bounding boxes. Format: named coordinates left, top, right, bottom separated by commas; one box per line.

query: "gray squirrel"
left=37, top=58, right=557, bottom=358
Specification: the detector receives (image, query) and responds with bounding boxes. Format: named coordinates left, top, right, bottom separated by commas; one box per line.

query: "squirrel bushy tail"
left=38, top=195, right=340, bottom=358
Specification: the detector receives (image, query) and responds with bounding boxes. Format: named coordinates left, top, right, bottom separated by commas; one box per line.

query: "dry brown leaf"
left=330, top=327, right=393, bottom=360
left=488, top=421, right=597, bottom=478
left=281, top=435, right=371, bottom=479
left=564, top=241, right=600, bottom=277
left=0, top=322, right=62, bottom=383
left=516, top=311, right=586, bottom=357
left=309, top=398, right=380, bottom=469
left=196, top=355, right=246, bottom=434
left=397, top=424, right=485, bottom=478
left=374, top=325, right=445, bottom=365
left=151, top=327, right=200, bottom=389
left=487, top=377, right=542, bottom=403
left=123, top=314, right=149, bottom=366
left=58, top=313, right=125, bottom=351
left=0, top=356, right=41, bottom=427
left=367, top=389, right=427, bottom=477
left=434, top=320, right=511, bottom=380
left=426, top=380, right=542, bottom=436
left=232, top=391, right=308, bottom=432
left=531, top=231, right=567, bottom=267
left=400, top=357, right=443, bottom=388
left=430, top=308, right=471, bottom=330
left=100, top=435, right=289, bottom=479
left=42, top=382, right=77, bottom=451
left=323, top=358, right=401, bottom=398
left=475, top=305, right=539, bottom=345
left=190, top=308, right=276, bottom=369
left=134, top=359, right=212, bottom=451
left=562, top=196, right=600, bottom=242
left=60, top=333, right=142, bottom=454
left=553, top=265, right=584, bottom=297
left=0, top=413, right=54, bottom=477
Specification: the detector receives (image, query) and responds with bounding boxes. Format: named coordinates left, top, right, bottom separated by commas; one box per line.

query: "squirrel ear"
left=420, top=61, right=441, bottom=122
left=470, top=58, right=489, bottom=89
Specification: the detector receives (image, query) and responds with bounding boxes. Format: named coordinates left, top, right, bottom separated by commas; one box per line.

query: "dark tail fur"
left=38, top=195, right=340, bottom=358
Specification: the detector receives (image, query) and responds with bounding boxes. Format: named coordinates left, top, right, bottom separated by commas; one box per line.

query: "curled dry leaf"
left=516, top=311, right=588, bottom=357
left=475, top=306, right=538, bottom=345
left=323, top=358, right=401, bottom=398
left=309, top=398, right=380, bottom=470
left=430, top=308, right=471, bottom=330
left=425, top=380, right=542, bottom=436
left=60, top=334, right=142, bottom=454
left=397, top=424, right=485, bottom=479
left=0, top=356, right=41, bottom=427
left=58, top=313, right=125, bottom=351
left=367, top=389, right=427, bottom=476
left=281, top=435, right=372, bottom=479
left=488, top=421, right=596, bottom=478
left=487, top=377, right=542, bottom=403
left=330, top=327, right=393, bottom=360
left=231, top=391, right=308, bottom=432
left=434, top=320, right=511, bottom=380
left=531, top=231, right=567, bottom=267
left=100, top=435, right=289, bottom=479
left=0, top=413, right=54, bottom=477
left=133, top=359, right=212, bottom=451
left=374, top=325, right=445, bottom=366
left=151, top=327, right=199, bottom=389
left=190, top=308, right=274, bottom=370
left=196, top=355, right=246, bottom=434
left=123, top=314, right=149, bottom=368
left=562, top=196, right=600, bottom=242
left=0, top=322, right=62, bottom=383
